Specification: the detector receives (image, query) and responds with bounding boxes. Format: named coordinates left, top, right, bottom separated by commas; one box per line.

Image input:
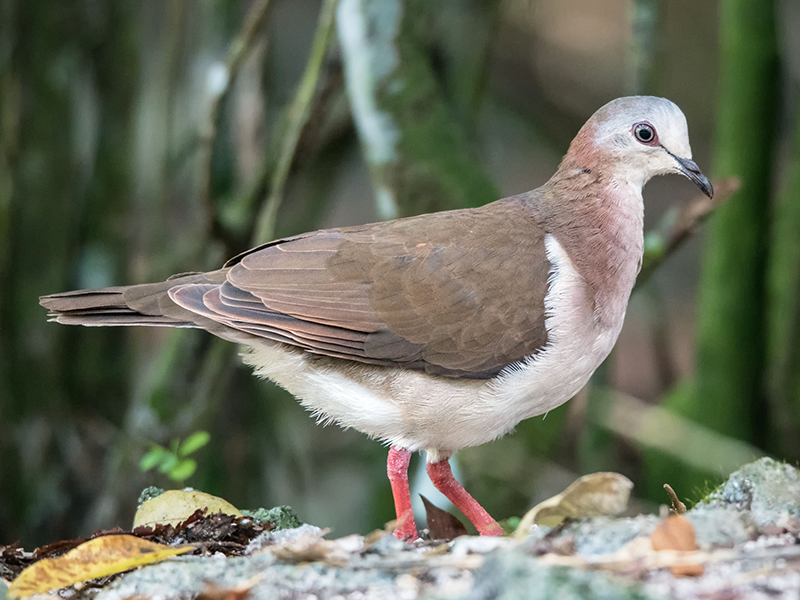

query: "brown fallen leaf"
left=651, top=514, right=703, bottom=577
left=8, top=535, right=192, bottom=597
left=651, top=515, right=697, bottom=552
left=133, top=508, right=269, bottom=554
left=421, top=495, right=469, bottom=541
left=515, top=472, right=633, bottom=539
left=0, top=543, right=29, bottom=581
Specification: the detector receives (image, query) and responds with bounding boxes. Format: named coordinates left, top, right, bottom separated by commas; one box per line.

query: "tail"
left=40, top=270, right=229, bottom=328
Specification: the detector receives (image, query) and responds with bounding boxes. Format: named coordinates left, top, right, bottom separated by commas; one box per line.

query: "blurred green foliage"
left=140, top=431, right=211, bottom=486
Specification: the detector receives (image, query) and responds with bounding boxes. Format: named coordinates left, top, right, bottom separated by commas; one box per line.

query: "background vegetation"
left=1, top=0, right=798, bottom=546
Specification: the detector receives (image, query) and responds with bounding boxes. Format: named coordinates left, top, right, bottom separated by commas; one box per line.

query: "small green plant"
left=140, top=431, right=211, bottom=486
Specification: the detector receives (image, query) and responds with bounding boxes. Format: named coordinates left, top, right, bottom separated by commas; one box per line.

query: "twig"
left=238, top=57, right=343, bottom=248
left=636, top=176, right=741, bottom=287
left=291, top=59, right=345, bottom=172
left=250, top=0, right=339, bottom=246
left=663, top=483, right=687, bottom=515
left=202, top=0, right=274, bottom=236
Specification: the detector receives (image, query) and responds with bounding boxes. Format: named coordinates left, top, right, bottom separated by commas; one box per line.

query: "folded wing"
left=170, top=196, right=552, bottom=379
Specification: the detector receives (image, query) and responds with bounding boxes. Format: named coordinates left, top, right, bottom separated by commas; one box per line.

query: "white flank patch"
left=482, top=235, right=621, bottom=423
left=241, top=344, right=409, bottom=436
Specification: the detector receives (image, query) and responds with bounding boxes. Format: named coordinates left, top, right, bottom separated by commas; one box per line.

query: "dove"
left=41, top=96, right=712, bottom=540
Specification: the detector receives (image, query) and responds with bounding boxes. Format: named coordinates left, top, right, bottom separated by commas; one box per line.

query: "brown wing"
left=171, top=195, right=551, bottom=378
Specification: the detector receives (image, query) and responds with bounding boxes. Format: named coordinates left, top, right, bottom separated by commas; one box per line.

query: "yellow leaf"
left=133, top=489, right=241, bottom=528
left=514, top=472, right=633, bottom=539
left=8, top=535, right=192, bottom=597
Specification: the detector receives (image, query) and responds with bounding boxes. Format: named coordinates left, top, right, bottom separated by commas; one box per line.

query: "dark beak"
left=673, top=155, right=714, bottom=198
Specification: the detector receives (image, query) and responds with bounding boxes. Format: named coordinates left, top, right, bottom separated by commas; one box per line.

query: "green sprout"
left=139, top=431, right=211, bottom=486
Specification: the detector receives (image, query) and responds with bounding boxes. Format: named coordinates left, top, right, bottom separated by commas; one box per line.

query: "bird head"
left=573, top=96, right=713, bottom=198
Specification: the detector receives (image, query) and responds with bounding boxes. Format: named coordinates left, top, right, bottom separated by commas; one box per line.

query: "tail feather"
left=40, top=288, right=128, bottom=312
left=40, top=270, right=229, bottom=328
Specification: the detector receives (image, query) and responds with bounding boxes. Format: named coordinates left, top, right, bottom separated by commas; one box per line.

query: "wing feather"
left=170, top=195, right=551, bottom=378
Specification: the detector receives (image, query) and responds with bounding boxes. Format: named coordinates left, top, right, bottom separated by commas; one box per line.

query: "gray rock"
left=96, top=551, right=419, bottom=600
left=364, top=530, right=408, bottom=554
left=685, top=505, right=756, bottom=547
left=246, top=523, right=325, bottom=553
left=450, top=535, right=508, bottom=557
left=695, top=457, right=800, bottom=528
left=564, top=515, right=660, bottom=556
left=96, top=554, right=273, bottom=600
left=459, top=550, right=664, bottom=600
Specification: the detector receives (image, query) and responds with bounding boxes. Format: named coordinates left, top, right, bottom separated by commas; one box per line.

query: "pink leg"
left=387, top=446, right=418, bottom=541
left=427, top=458, right=504, bottom=536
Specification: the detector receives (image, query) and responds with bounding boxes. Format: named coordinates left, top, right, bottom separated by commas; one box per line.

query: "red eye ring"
left=632, top=122, right=658, bottom=145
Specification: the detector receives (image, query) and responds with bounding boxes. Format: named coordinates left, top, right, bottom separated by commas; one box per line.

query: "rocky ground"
left=2, top=457, right=799, bottom=599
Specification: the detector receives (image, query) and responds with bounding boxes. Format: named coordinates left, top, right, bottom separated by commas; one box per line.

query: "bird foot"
left=387, top=447, right=503, bottom=540
left=427, top=458, right=503, bottom=536
left=387, top=446, right=419, bottom=541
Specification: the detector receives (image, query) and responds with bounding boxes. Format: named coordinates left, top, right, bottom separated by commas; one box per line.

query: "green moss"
left=137, top=486, right=166, bottom=508
left=242, top=505, right=303, bottom=531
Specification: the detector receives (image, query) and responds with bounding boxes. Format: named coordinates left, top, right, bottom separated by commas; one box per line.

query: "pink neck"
left=537, top=150, right=645, bottom=327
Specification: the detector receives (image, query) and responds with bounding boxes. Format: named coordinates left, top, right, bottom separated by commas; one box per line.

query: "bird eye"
left=633, top=122, right=657, bottom=145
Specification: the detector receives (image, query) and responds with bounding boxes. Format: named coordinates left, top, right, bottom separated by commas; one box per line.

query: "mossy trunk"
left=764, top=101, right=800, bottom=458
left=336, top=0, right=498, bottom=219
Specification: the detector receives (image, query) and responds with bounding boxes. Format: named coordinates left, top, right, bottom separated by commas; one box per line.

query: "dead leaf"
left=8, top=535, right=192, bottom=597
left=421, top=495, right=469, bottom=541
left=133, top=489, right=241, bottom=528
left=651, top=515, right=703, bottom=577
left=515, top=472, right=633, bottom=539
left=651, top=515, right=697, bottom=552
